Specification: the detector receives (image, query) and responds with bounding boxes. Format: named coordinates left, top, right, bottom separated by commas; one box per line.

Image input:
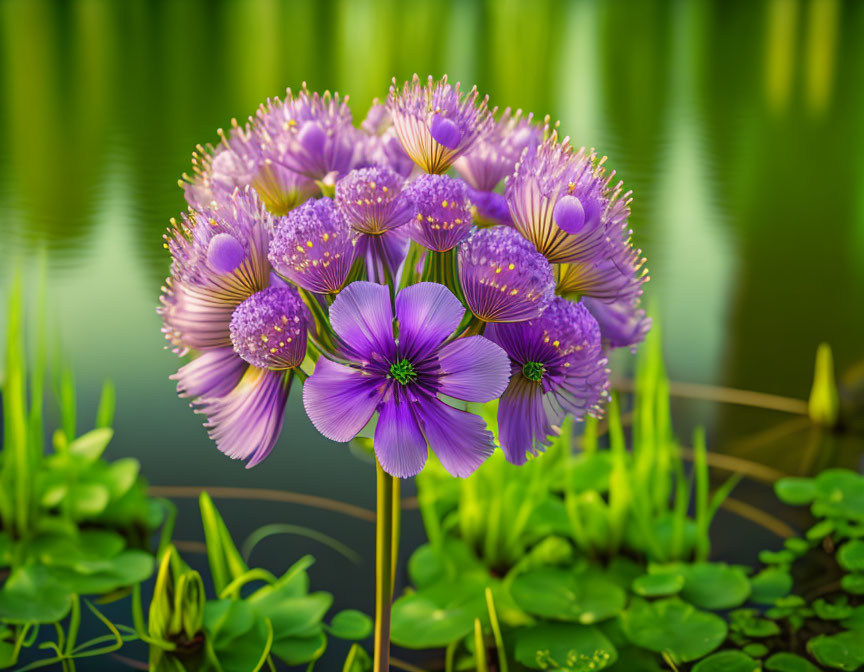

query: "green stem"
left=374, top=460, right=395, bottom=672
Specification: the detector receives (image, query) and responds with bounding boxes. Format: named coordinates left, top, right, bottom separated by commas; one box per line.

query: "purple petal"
left=302, top=357, right=384, bottom=442
left=437, top=336, right=511, bottom=402
left=395, top=282, right=464, bottom=360
left=497, top=373, right=553, bottom=465
left=172, top=347, right=247, bottom=399
left=207, top=233, right=246, bottom=274
left=329, top=281, right=396, bottom=361
left=195, top=367, right=291, bottom=467
left=298, top=121, right=327, bottom=156
left=553, top=195, right=587, bottom=235
left=416, top=398, right=494, bottom=477
left=430, top=115, right=461, bottom=149
left=374, top=399, right=428, bottom=478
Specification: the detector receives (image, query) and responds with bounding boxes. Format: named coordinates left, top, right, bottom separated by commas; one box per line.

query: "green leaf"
left=329, top=609, right=373, bottom=640
left=838, top=540, right=864, bottom=572
left=806, top=519, right=835, bottom=541
left=620, top=598, right=727, bottom=663
left=342, top=643, right=372, bottom=672
left=807, top=631, right=864, bottom=670
left=106, top=458, right=140, bottom=499
left=729, top=609, right=781, bottom=638
left=511, top=566, right=626, bottom=624
left=407, top=538, right=484, bottom=589
left=67, top=428, right=114, bottom=462
left=692, top=650, right=760, bottom=672
left=69, top=482, right=110, bottom=517
left=259, top=593, right=332, bottom=640
left=0, top=565, right=74, bottom=623
left=842, top=574, right=864, bottom=595
left=204, top=599, right=257, bottom=648
left=512, top=623, right=617, bottom=671
left=271, top=631, right=327, bottom=666
left=743, top=643, right=769, bottom=658
left=759, top=549, right=796, bottom=565
left=813, top=470, right=864, bottom=523
left=632, top=572, right=685, bottom=597
left=569, top=453, right=613, bottom=494
left=764, top=652, right=821, bottom=672
left=390, top=574, right=489, bottom=648
left=680, top=563, right=751, bottom=610
left=775, top=478, right=818, bottom=506
left=814, top=597, right=853, bottom=621
left=842, top=606, right=864, bottom=630
left=750, top=567, right=793, bottom=605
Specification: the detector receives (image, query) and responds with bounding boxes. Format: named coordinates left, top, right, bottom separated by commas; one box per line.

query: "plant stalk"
left=374, top=460, right=395, bottom=671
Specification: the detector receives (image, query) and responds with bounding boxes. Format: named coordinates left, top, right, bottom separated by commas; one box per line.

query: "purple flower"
left=335, top=167, right=416, bottom=235
left=230, top=285, right=308, bottom=369
left=406, top=174, right=473, bottom=252
left=387, top=75, right=493, bottom=175
left=454, top=108, right=541, bottom=192
left=357, top=102, right=415, bottom=178
left=269, top=197, right=360, bottom=294
left=254, top=85, right=358, bottom=180
left=159, top=187, right=272, bottom=354
left=182, top=122, right=317, bottom=217
left=302, top=282, right=511, bottom=478
left=556, top=236, right=648, bottom=302
left=582, top=296, right=651, bottom=350
left=487, top=297, right=609, bottom=465
left=458, top=227, right=554, bottom=323
left=466, top=186, right=513, bottom=227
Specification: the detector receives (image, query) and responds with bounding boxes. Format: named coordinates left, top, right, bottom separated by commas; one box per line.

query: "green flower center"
left=522, top=361, right=545, bottom=382
left=389, top=359, right=417, bottom=385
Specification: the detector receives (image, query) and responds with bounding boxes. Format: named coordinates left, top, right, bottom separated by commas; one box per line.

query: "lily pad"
left=765, top=652, right=821, bottom=672
left=0, top=565, right=74, bottom=623
left=842, top=574, right=864, bottom=595
left=807, top=631, right=864, bottom=670
left=680, top=563, right=751, bottom=610
left=750, top=567, right=793, bottom=604
left=407, top=538, right=484, bottom=589
left=692, top=650, right=760, bottom=672
left=775, top=477, right=818, bottom=506
left=813, top=470, right=864, bottom=523
left=513, top=622, right=617, bottom=671
left=620, top=598, right=727, bottom=663
left=838, top=540, right=864, bottom=572
left=329, top=609, right=373, bottom=640
left=390, top=574, right=489, bottom=648
left=632, top=572, right=685, bottom=598
left=814, top=597, right=853, bottom=621
left=511, top=566, right=626, bottom=624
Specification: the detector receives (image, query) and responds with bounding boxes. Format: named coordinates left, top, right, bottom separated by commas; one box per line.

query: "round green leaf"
left=632, top=572, right=685, bottom=597
left=513, top=623, right=617, bottom=671
left=681, top=563, right=751, bottom=610
left=750, top=567, right=793, bottom=605
left=759, top=549, right=796, bottom=565
left=775, top=477, right=818, bottom=506
left=271, top=632, right=327, bottom=666
left=841, top=606, right=864, bottom=630
left=68, top=427, right=114, bottom=462
left=0, top=565, right=74, bottom=623
left=814, top=470, right=864, bottom=523
left=258, top=592, right=332, bottom=640
left=743, top=643, right=769, bottom=658
left=765, top=652, right=821, bottom=672
left=329, top=609, right=373, bottom=640
left=511, top=566, right=626, bottom=624
left=838, top=540, right=864, bottom=572
left=842, top=574, right=864, bottom=595
left=692, top=650, right=760, bottom=672
left=621, top=598, right=727, bottom=663
left=814, top=597, right=853, bottom=621
left=69, top=482, right=110, bottom=517
left=807, top=631, right=864, bottom=670
left=390, top=575, right=488, bottom=648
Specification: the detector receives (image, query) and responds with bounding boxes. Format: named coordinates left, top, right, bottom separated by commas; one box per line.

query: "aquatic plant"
left=162, top=74, right=648, bottom=668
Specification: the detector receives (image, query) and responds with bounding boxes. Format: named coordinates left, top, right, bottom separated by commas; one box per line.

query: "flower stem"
left=374, top=459, right=395, bottom=671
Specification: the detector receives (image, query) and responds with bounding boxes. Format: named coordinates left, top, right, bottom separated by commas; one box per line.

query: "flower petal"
left=395, top=282, right=464, bottom=361
left=328, top=281, right=396, bottom=362
left=302, top=357, right=385, bottom=442
left=171, top=347, right=247, bottom=399
left=415, top=398, right=494, bottom=477
left=195, top=367, right=291, bottom=468
left=497, top=372, right=554, bottom=465
left=436, top=336, right=511, bottom=402
left=374, top=399, right=428, bottom=478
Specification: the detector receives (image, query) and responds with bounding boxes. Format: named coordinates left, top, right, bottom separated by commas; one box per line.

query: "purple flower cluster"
left=161, top=76, right=650, bottom=478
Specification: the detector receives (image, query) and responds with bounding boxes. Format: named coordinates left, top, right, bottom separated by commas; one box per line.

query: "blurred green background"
left=1, top=0, right=863, bottom=624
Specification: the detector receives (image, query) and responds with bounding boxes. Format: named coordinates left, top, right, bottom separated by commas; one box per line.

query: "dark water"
left=1, top=0, right=864, bottom=667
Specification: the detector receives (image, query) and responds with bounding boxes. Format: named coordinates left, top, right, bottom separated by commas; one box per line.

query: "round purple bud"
left=459, top=227, right=554, bottom=322
left=430, top=115, right=461, bottom=149
left=406, top=174, right=473, bottom=252
left=230, top=285, right=308, bottom=370
left=207, top=233, right=246, bottom=274
left=268, top=197, right=359, bottom=294
left=335, top=167, right=416, bottom=235
left=553, top=195, right=587, bottom=235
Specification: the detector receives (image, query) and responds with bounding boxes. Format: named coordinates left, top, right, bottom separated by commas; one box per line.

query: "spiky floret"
left=454, top=108, right=542, bottom=192
left=268, top=197, right=359, bottom=294
left=253, top=84, right=358, bottom=180
left=230, top=285, right=308, bottom=370
left=406, top=174, right=473, bottom=252
left=458, top=226, right=554, bottom=323
left=387, top=74, right=493, bottom=175
left=335, top=166, right=416, bottom=235
left=159, top=187, right=273, bottom=354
